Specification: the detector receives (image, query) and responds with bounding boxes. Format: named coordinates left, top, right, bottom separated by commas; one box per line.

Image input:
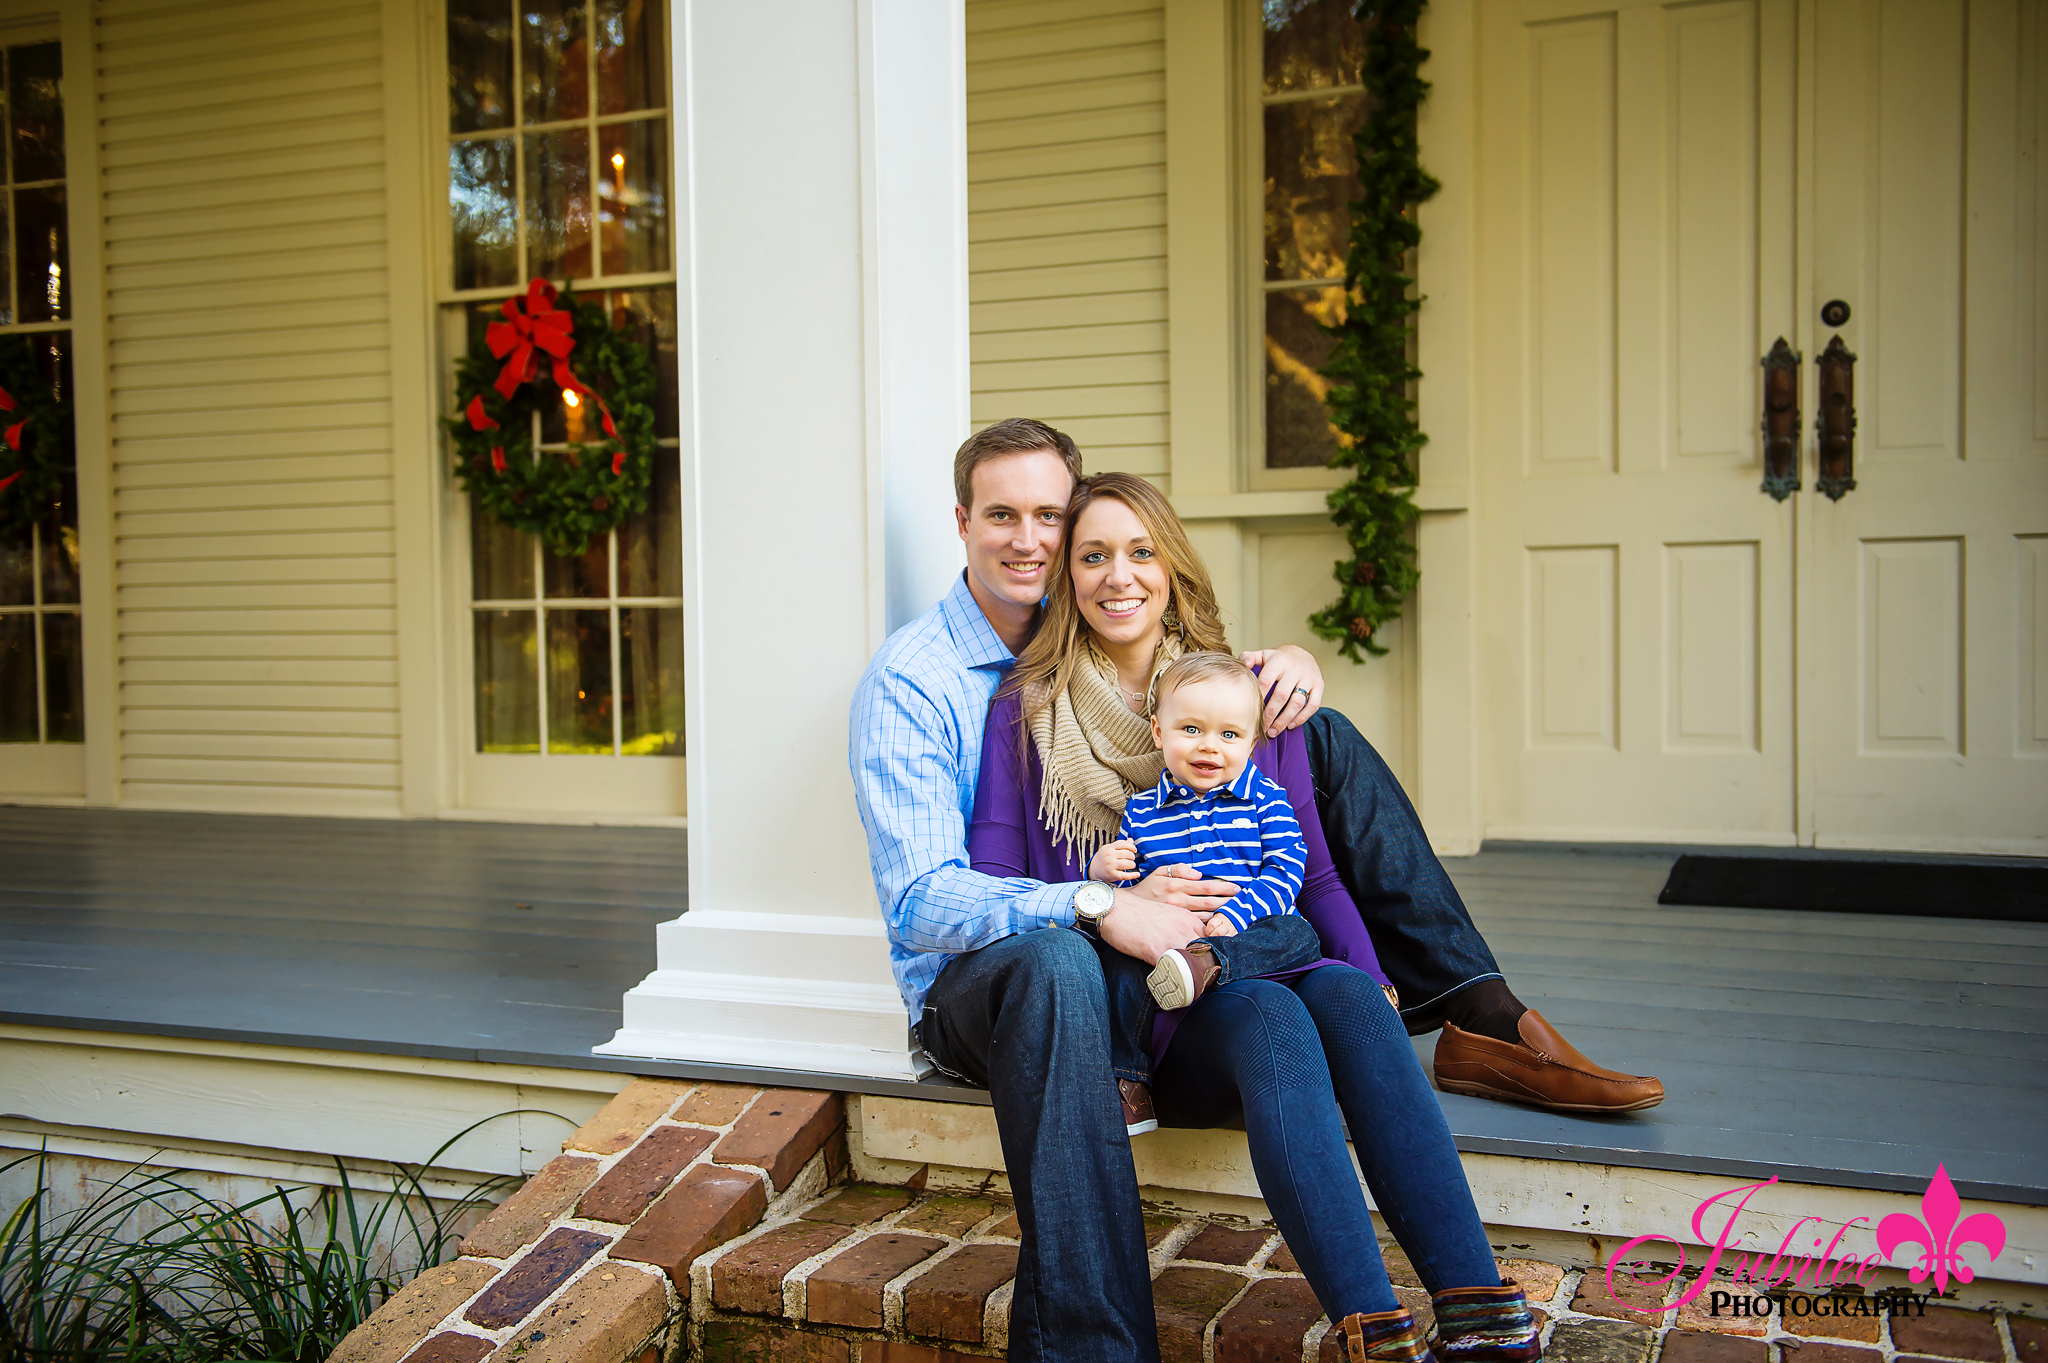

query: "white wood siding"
left=966, top=0, right=1169, bottom=484
left=97, top=0, right=400, bottom=816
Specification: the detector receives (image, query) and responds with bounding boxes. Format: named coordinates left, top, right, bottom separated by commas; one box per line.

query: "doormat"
left=1657, top=855, right=2047, bottom=923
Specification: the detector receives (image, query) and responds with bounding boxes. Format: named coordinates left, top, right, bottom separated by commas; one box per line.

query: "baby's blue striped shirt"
left=1117, top=761, right=1306, bottom=932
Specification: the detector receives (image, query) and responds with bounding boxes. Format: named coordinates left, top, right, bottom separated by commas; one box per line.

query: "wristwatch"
left=1072, top=880, right=1115, bottom=933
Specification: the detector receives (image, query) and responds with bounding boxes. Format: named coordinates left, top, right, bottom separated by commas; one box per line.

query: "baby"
left=1089, top=651, right=1314, bottom=1013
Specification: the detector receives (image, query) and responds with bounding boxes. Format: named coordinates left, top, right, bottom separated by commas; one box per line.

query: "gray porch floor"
left=0, top=807, right=2040, bottom=1204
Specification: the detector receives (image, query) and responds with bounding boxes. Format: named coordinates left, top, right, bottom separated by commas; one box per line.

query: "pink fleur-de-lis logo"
left=1875, top=1164, right=2006, bottom=1295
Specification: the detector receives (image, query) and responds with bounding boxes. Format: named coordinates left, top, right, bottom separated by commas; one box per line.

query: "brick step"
left=328, top=1080, right=2041, bottom=1363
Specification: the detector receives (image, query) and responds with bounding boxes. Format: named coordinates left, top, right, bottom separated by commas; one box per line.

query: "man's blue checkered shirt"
left=850, top=573, right=1077, bottom=1021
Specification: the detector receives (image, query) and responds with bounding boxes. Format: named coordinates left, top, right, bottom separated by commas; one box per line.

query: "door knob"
left=1820, top=299, right=1851, bottom=328
left=1760, top=337, right=1801, bottom=500
left=1816, top=334, right=1857, bottom=500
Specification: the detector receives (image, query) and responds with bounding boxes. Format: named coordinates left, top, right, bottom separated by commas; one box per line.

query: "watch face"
left=1076, top=881, right=1114, bottom=919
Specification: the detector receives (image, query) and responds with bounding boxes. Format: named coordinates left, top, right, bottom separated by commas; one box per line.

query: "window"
left=0, top=35, right=77, bottom=749
left=469, top=458, right=682, bottom=755
left=1257, top=0, right=1364, bottom=470
left=442, top=0, right=682, bottom=759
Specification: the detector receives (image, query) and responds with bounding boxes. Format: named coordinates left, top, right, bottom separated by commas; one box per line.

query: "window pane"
left=596, top=0, right=664, bottom=115
left=449, top=0, right=514, bottom=133
left=618, top=449, right=680, bottom=597
left=1263, top=0, right=1363, bottom=95
left=471, top=494, right=535, bottom=600
left=619, top=606, right=682, bottom=756
left=474, top=608, right=540, bottom=752
left=545, top=608, right=612, bottom=752
left=1265, top=94, right=1364, bottom=283
left=33, top=330, right=71, bottom=425
left=0, top=525, right=27, bottom=605
left=14, top=184, right=62, bottom=321
left=537, top=380, right=565, bottom=444
left=41, top=610, right=79, bottom=743
left=451, top=138, right=518, bottom=289
left=9, top=42, right=62, bottom=181
left=522, top=0, right=589, bottom=125
left=0, top=192, right=11, bottom=325
left=537, top=373, right=595, bottom=445
left=543, top=536, right=608, bottom=598
left=607, top=288, right=678, bottom=439
left=39, top=478, right=79, bottom=604
left=525, top=128, right=593, bottom=280
left=1265, top=286, right=1348, bottom=469
left=0, top=613, right=33, bottom=741
left=463, top=298, right=505, bottom=353
left=598, top=119, right=669, bottom=275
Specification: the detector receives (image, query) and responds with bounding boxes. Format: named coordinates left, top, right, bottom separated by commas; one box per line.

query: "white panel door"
left=1800, top=0, right=2048, bottom=852
left=1474, top=0, right=2048, bottom=851
left=1475, top=0, right=1800, bottom=842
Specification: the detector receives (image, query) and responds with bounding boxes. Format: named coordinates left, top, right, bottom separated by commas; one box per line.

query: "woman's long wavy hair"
left=1001, top=472, right=1232, bottom=726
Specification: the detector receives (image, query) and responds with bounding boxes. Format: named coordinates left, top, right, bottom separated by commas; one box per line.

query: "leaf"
left=1309, top=2, right=1437, bottom=662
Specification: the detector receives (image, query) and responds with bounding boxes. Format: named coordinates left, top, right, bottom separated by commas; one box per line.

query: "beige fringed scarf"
left=1028, top=634, right=1187, bottom=865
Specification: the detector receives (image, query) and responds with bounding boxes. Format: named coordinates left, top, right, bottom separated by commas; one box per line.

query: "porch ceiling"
left=0, top=809, right=2040, bottom=1204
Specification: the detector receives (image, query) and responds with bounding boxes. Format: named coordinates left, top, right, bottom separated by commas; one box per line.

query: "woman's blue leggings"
left=1152, top=966, right=1500, bottom=1319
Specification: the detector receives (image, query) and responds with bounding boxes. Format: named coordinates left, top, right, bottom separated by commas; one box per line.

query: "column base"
left=593, top=909, right=930, bottom=1082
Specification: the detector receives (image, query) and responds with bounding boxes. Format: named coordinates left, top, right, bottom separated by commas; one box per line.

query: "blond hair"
left=1155, top=651, right=1262, bottom=719
left=952, top=418, right=1084, bottom=509
left=1002, top=472, right=1231, bottom=724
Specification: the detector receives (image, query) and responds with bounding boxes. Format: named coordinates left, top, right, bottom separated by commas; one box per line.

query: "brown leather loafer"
left=1434, top=1009, right=1664, bottom=1113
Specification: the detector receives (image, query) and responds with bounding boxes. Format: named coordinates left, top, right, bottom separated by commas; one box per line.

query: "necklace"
left=1093, top=640, right=1154, bottom=712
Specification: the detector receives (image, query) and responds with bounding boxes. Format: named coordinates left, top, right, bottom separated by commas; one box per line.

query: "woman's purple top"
left=967, top=689, right=1388, bottom=1061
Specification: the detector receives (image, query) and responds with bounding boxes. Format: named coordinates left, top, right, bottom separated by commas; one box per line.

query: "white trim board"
left=856, top=1095, right=2048, bottom=1305
left=0, top=1025, right=626, bottom=1180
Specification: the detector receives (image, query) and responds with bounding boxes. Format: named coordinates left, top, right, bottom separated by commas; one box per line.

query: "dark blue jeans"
left=918, top=936, right=1502, bottom=1354
left=1304, top=710, right=1503, bottom=1033
left=918, top=928, right=1159, bottom=1362
left=1153, top=967, right=1501, bottom=1319
left=1095, top=912, right=1327, bottom=1085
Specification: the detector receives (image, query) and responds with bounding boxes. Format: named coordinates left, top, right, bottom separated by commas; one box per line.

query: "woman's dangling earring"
left=1161, top=596, right=1183, bottom=637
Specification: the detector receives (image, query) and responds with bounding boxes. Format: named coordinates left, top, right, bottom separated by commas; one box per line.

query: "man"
left=850, top=418, right=1661, bottom=1358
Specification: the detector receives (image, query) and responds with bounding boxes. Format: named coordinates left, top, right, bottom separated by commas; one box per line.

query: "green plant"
left=1309, top=0, right=1439, bottom=662
left=447, top=279, right=661, bottom=558
left=0, top=1120, right=527, bottom=1363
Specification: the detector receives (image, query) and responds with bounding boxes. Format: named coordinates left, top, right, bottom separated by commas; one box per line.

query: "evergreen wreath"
left=447, top=279, right=660, bottom=558
left=1308, top=0, right=1440, bottom=662
left=0, top=334, right=73, bottom=542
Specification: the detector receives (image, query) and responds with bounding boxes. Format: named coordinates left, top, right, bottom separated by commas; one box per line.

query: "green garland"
left=0, top=335, right=72, bottom=541
left=1308, top=0, right=1440, bottom=662
left=447, top=281, right=660, bottom=558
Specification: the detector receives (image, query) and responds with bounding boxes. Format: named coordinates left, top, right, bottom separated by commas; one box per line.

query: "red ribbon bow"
left=468, top=279, right=624, bottom=473
left=0, top=385, right=22, bottom=452
left=486, top=279, right=576, bottom=400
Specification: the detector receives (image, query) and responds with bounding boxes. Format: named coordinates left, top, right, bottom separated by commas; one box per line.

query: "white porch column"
left=596, top=0, right=969, bottom=1080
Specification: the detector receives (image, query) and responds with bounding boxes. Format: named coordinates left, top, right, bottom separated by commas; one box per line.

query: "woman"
left=968, top=473, right=1540, bottom=1363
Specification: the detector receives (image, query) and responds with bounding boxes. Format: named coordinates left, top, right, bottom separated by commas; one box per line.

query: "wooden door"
left=1475, top=0, right=1802, bottom=842
left=1800, top=0, right=2048, bottom=853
